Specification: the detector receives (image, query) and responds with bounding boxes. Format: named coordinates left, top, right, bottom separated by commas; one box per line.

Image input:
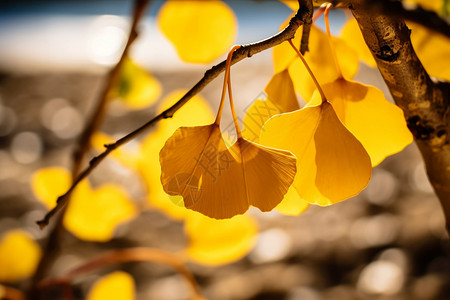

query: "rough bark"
left=351, top=0, right=450, bottom=233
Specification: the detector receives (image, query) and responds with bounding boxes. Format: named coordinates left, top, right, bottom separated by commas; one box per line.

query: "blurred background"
left=0, top=0, right=449, bottom=299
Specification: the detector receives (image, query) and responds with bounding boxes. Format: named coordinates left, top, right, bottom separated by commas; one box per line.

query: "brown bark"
left=350, top=1, right=450, bottom=233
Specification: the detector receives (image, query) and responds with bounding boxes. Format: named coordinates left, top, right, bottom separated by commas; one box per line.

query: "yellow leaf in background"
left=91, top=132, right=141, bottom=169
left=139, top=91, right=215, bottom=220
left=274, top=22, right=359, bottom=101
left=409, top=22, right=450, bottom=81
left=242, top=69, right=299, bottom=142
left=159, top=124, right=297, bottom=219
left=404, top=0, right=443, bottom=12
left=265, top=69, right=300, bottom=112
left=184, top=212, right=257, bottom=265
left=0, top=230, right=41, bottom=282
left=110, top=57, right=162, bottom=110
left=32, top=167, right=72, bottom=209
left=32, top=167, right=136, bottom=241
left=275, top=186, right=309, bottom=216
left=158, top=0, right=237, bottom=63
left=261, top=102, right=371, bottom=206
left=64, top=183, right=137, bottom=242
left=309, top=79, right=413, bottom=166
left=87, top=271, right=135, bottom=300
left=279, top=0, right=298, bottom=11
left=340, top=18, right=376, bottom=68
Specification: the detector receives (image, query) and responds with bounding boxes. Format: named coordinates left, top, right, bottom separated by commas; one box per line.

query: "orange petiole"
left=288, top=40, right=327, bottom=102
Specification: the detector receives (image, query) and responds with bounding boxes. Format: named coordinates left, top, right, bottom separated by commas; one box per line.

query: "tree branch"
left=36, top=7, right=308, bottom=228
left=299, top=0, right=313, bottom=54
left=350, top=0, right=450, bottom=233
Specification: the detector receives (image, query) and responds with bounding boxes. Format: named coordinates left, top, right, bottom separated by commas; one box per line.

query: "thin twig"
left=37, top=6, right=307, bottom=228
left=38, top=248, right=203, bottom=300
left=299, top=0, right=313, bottom=54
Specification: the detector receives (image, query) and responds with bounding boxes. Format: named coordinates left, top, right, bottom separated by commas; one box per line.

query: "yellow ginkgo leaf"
left=340, top=18, right=377, bottom=68
left=91, top=132, right=141, bottom=169
left=309, top=79, right=413, bottom=166
left=0, top=230, right=41, bottom=282
left=275, top=186, right=309, bottom=216
left=87, top=271, right=135, bottom=300
left=274, top=22, right=359, bottom=101
left=243, top=69, right=299, bottom=142
left=261, top=102, right=371, bottom=206
left=184, top=211, right=257, bottom=265
left=64, top=183, right=137, bottom=242
left=159, top=124, right=297, bottom=219
left=110, top=57, right=162, bottom=110
left=409, top=22, right=450, bottom=81
left=138, top=91, right=215, bottom=220
left=32, top=167, right=73, bottom=209
left=158, top=0, right=237, bottom=63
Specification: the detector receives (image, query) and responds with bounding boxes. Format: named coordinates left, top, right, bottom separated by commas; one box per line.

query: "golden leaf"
left=64, top=183, right=137, bottom=242
left=110, top=57, right=162, bottom=110
left=309, top=79, right=413, bottom=166
left=138, top=91, right=215, bottom=220
left=242, top=69, right=299, bottom=142
left=32, top=167, right=136, bottom=242
left=184, top=212, right=257, bottom=265
left=158, top=0, right=237, bottom=63
left=0, top=230, right=41, bottom=282
left=409, top=22, right=450, bottom=81
left=159, top=124, right=297, bottom=219
left=340, top=18, right=376, bottom=67
left=261, top=102, right=372, bottom=206
left=87, top=271, right=135, bottom=300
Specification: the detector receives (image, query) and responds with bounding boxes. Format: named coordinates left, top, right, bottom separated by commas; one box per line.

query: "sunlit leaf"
left=87, top=271, right=135, bottom=300
left=158, top=0, right=237, bottom=63
left=0, top=230, right=41, bottom=282
left=340, top=18, right=376, bottom=68
left=110, top=57, right=162, bottom=110
left=274, top=22, right=359, bottom=101
left=275, top=186, right=309, bottom=216
left=309, top=79, right=413, bottom=166
left=64, top=183, right=137, bottom=242
left=32, top=167, right=72, bottom=209
left=409, top=22, right=450, bottom=81
left=138, top=91, right=215, bottom=220
left=261, top=102, right=371, bottom=206
left=184, top=211, right=257, bottom=265
left=159, top=123, right=297, bottom=219
left=242, top=69, right=299, bottom=142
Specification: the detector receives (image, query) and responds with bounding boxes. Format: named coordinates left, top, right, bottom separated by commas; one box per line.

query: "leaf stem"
left=324, top=3, right=344, bottom=79
left=226, top=46, right=242, bottom=138
left=288, top=39, right=327, bottom=102
left=215, top=45, right=241, bottom=125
